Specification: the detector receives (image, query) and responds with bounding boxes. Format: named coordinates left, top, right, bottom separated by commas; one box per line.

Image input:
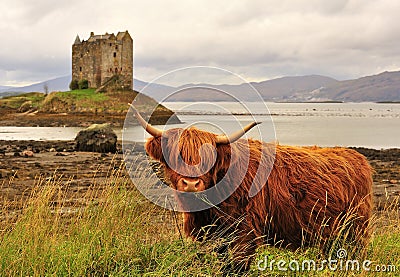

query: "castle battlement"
left=72, top=31, right=133, bottom=90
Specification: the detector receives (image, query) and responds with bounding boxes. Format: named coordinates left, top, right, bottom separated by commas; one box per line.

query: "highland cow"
left=133, top=109, right=373, bottom=270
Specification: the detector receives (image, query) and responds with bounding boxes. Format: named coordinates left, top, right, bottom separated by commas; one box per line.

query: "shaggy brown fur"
left=145, top=127, right=373, bottom=270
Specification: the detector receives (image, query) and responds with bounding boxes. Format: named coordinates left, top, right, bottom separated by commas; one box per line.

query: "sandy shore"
left=0, top=140, right=399, bottom=212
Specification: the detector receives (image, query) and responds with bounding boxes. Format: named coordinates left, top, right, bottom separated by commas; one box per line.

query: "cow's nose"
left=182, top=178, right=202, bottom=192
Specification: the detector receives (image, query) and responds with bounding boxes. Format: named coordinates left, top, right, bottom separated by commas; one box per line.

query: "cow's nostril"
left=182, top=178, right=201, bottom=192
left=183, top=179, right=199, bottom=185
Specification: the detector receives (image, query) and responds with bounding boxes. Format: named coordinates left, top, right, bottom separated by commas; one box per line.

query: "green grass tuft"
left=56, top=89, right=108, bottom=102
left=0, top=92, right=46, bottom=109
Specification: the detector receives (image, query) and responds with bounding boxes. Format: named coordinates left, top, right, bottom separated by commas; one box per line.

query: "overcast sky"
left=1, top=0, right=400, bottom=86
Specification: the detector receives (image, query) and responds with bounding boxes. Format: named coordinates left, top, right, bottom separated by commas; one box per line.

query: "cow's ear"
left=145, top=136, right=163, bottom=161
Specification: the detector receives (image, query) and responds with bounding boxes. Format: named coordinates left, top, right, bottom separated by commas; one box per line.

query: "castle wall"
left=120, top=36, right=133, bottom=90
left=72, top=41, right=101, bottom=88
left=72, top=31, right=133, bottom=90
left=100, top=39, right=120, bottom=85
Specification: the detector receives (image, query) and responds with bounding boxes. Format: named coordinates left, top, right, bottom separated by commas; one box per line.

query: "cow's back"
left=256, top=145, right=373, bottom=247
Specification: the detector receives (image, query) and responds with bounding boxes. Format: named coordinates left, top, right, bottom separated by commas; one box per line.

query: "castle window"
left=110, top=43, right=112, bottom=46
left=115, top=45, right=118, bottom=50
left=115, top=67, right=118, bottom=73
left=113, top=52, right=117, bottom=57
left=79, top=67, right=82, bottom=72
left=80, top=54, right=83, bottom=58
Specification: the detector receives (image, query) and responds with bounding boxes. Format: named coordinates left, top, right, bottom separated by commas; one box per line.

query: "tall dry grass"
left=0, top=164, right=209, bottom=276
left=252, top=196, right=399, bottom=276
left=0, top=164, right=398, bottom=276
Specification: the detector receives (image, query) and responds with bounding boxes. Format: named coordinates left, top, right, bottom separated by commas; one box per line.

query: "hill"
left=149, top=73, right=399, bottom=102
left=123, top=71, right=386, bottom=103
left=0, top=76, right=70, bottom=96
left=0, top=76, right=176, bottom=100
left=0, top=89, right=179, bottom=127
left=131, top=75, right=339, bottom=102
left=314, top=71, right=400, bottom=102
left=2, top=71, right=400, bottom=102
left=251, top=75, right=339, bottom=101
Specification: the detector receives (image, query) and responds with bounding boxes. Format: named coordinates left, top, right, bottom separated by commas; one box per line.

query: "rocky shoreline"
left=0, top=89, right=181, bottom=127
left=0, top=112, right=127, bottom=127
left=0, top=140, right=399, bottom=213
left=0, top=111, right=180, bottom=127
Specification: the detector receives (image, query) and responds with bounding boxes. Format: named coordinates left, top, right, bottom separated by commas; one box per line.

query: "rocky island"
left=0, top=89, right=180, bottom=127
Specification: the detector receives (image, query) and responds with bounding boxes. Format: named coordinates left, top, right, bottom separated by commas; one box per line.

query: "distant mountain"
left=0, top=76, right=70, bottom=97
left=133, top=79, right=176, bottom=100
left=0, top=76, right=174, bottom=99
left=314, top=71, right=400, bottom=102
left=1, top=71, right=400, bottom=102
left=145, top=75, right=339, bottom=102
left=149, top=72, right=400, bottom=102
left=250, top=75, right=339, bottom=101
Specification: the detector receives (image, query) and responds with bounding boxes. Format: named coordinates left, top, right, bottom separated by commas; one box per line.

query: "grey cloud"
left=1, top=0, right=400, bottom=86
left=1, top=0, right=83, bottom=26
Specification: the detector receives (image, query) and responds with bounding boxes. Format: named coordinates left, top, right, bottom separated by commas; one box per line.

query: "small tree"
left=69, top=79, right=79, bottom=90
left=43, top=83, right=49, bottom=94
left=78, top=79, right=89, bottom=89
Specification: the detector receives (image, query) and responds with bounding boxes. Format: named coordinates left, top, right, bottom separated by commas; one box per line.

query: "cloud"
left=1, top=0, right=400, bottom=86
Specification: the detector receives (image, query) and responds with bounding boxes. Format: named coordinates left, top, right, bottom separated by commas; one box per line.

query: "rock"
left=49, top=148, right=56, bottom=152
left=56, top=147, right=65, bottom=152
left=18, top=101, right=33, bottom=113
left=75, top=123, right=117, bottom=153
left=21, top=150, right=34, bottom=157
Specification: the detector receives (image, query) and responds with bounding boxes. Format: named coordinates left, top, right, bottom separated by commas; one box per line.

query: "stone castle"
left=72, top=31, right=133, bottom=90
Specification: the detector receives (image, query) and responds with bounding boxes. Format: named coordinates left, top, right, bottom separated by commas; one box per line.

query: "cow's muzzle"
left=177, top=178, right=205, bottom=192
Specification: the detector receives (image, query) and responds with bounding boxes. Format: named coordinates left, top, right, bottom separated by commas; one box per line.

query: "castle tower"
left=72, top=31, right=133, bottom=90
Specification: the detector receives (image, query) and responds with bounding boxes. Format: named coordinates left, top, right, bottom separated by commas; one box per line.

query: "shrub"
left=69, top=79, right=79, bottom=90
left=78, top=79, right=89, bottom=90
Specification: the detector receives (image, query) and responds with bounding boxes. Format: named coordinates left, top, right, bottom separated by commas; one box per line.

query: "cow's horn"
left=128, top=103, right=164, bottom=137
left=215, top=122, right=261, bottom=144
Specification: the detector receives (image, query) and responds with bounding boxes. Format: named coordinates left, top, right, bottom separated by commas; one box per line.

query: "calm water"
left=1, top=103, right=399, bottom=149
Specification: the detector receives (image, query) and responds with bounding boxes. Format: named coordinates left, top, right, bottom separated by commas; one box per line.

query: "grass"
left=41, top=89, right=112, bottom=112
left=33, top=89, right=162, bottom=114
left=56, top=89, right=109, bottom=102
left=0, top=89, right=175, bottom=122
left=0, top=92, right=46, bottom=109
left=0, top=89, right=108, bottom=112
left=0, top=168, right=398, bottom=276
left=0, top=165, right=222, bottom=276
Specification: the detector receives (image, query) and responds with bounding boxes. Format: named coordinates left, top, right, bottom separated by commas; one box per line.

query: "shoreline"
left=0, top=140, right=398, bottom=212
left=0, top=111, right=179, bottom=128
left=0, top=138, right=398, bottom=151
